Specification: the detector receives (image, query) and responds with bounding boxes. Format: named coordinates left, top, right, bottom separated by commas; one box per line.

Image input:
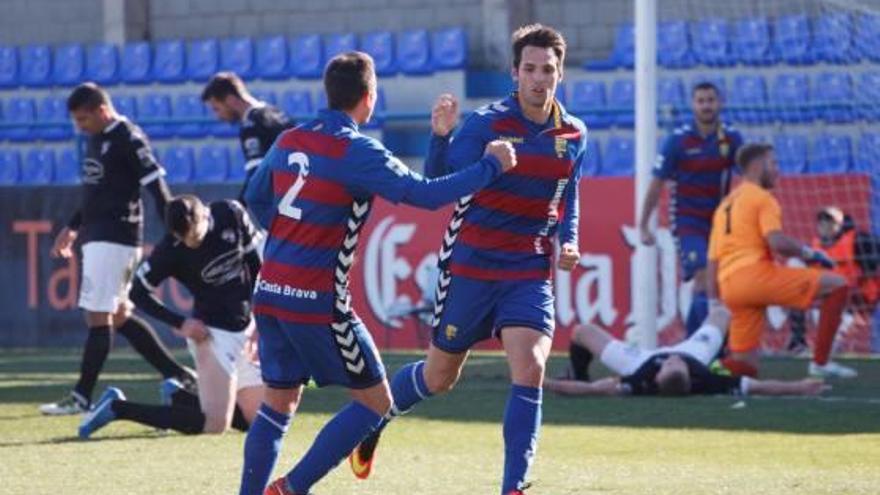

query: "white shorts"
left=79, top=241, right=142, bottom=313
left=600, top=324, right=724, bottom=376
left=187, top=320, right=262, bottom=391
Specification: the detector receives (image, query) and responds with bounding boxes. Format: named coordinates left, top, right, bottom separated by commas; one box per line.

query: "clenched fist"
left=431, top=93, right=459, bottom=136
left=485, top=140, right=517, bottom=172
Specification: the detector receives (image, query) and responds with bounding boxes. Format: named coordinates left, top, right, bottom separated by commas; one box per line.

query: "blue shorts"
left=257, top=314, right=385, bottom=390
left=431, top=275, right=555, bottom=353
left=677, top=234, right=708, bottom=282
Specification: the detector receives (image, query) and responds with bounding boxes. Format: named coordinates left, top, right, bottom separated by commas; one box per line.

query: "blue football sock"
left=501, top=385, right=542, bottom=494
left=239, top=403, right=291, bottom=495
left=390, top=360, right=432, bottom=415
left=286, top=401, right=383, bottom=493
left=686, top=291, right=709, bottom=337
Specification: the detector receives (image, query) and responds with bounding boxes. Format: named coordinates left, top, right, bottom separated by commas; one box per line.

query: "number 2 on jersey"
left=278, top=152, right=310, bottom=220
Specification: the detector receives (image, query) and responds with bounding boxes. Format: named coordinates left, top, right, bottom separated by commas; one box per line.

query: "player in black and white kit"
left=201, top=71, right=293, bottom=205
left=42, top=83, right=194, bottom=416
left=79, top=195, right=265, bottom=437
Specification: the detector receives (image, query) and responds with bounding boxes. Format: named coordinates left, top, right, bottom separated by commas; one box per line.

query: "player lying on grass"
left=544, top=304, right=827, bottom=397
left=78, top=195, right=265, bottom=438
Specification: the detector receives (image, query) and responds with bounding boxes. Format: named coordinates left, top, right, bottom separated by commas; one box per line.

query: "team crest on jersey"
left=244, top=137, right=260, bottom=157
left=201, top=249, right=243, bottom=286
left=445, top=324, right=457, bottom=340
left=221, top=228, right=237, bottom=244
left=82, top=158, right=104, bottom=184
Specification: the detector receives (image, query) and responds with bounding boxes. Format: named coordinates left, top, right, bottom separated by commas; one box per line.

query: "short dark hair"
left=165, top=194, right=204, bottom=238
left=657, top=368, right=691, bottom=396
left=511, top=23, right=567, bottom=69
left=692, top=81, right=720, bottom=97
left=201, top=71, right=247, bottom=102
left=736, top=143, right=774, bottom=172
left=323, top=51, right=375, bottom=111
left=67, top=82, right=110, bottom=112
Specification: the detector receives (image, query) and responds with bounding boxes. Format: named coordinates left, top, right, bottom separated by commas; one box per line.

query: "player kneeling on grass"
left=78, top=195, right=265, bottom=438
left=544, top=304, right=827, bottom=398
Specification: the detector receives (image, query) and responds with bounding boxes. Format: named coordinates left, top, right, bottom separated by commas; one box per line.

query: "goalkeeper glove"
left=801, top=246, right=835, bottom=269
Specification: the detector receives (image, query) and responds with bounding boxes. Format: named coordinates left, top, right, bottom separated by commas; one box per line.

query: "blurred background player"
left=201, top=72, right=294, bottom=205
left=78, top=195, right=263, bottom=438
left=41, top=82, right=194, bottom=416
left=546, top=304, right=827, bottom=398
left=707, top=143, right=857, bottom=379
left=239, top=51, right=515, bottom=495
left=639, top=82, right=743, bottom=337
left=351, top=24, right=586, bottom=495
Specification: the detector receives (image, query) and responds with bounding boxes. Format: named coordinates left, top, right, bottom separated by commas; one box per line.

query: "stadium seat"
left=813, top=13, right=858, bottom=64
left=52, top=43, right=85, bottom=86
left=363, top=87, right=386, bottom=129
left=361, top=31, right=396, bottom=76
left=397, top=29, right=432, bottom=75
left=773, top=14, right=813, bottom=65
left=857, top=71, right=880, bottom=121
left=728, top=74, right=769, bottom=125
left=227, top=145, right=246, bottom=182
left=0, top=150, right=21, bottom=184
left=324, top=33, right=358, bottom=64
left=611, top=23, right=635, bottom=69
left=251, top=89, right=277, bottom=106
left=773, top=133, right=808, bottom=174
left=22, top=149, right=55, bottom=185
left=153, top=39, right=186, bottom=83
left=36, top=96, right=72, bottom=141
left=20, top=44, right=52, bottom=87
left=85, top=43, right=119, bottom=84
left=187, top=38, right=219, bottom=81
left=810, top=134, right=852, bottom=174
left=5, top=97, right=36, bottom=141
left=582, top=138, right=601, bottom=176
left=657, top=21, right=695, bottom=68
left=55, top=148, right=80, bottom=185
left=813, top=72, right=854, bottom=123
left=602, top=136, right=635, bottom=176
left=194, top=145, right=230, bottom=183
left=609, top=79, right=635, bottom=128
left=855, top=13, right=880, bottom=62
left=0, top=45, right=18, bottom=87
left=555, top=82, right=567, bottom=106
left=209, top=118, right=238, bottom=138
left=691, top=18, right=733, bottom=66
left=770, top=73, right=812, bottom=123
left=162, top=146, right=195, bottom=184
left=281, top=89, right=314, bottom=120
left=657, top=77, right=687, bottom=126
left=569, top=80, right=610, bottom=129
left=255, top=35, right=288, bottom=80
left=732, top=16, right=776, bottom=65
left=221, top=37, right=255, bottom=79
left=855, top=133, right=880, bottom=173
left=431, top=27, right=468, bottom=70
left=289, top=34, right=324, bottom=79
left=112, top=94, right=138, bottom=119
left=139, top=93, right=173, bottom=139
left=121, top=41, right=152, bottom=84
left=173, top=94, right=207, bottom=138
left=316, top=91, right=327, bottom=111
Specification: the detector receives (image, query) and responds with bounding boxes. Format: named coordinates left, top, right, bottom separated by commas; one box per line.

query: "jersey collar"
left=241, top=101, right=267, bottom=124
left=102, top=116, right=126, bottom=134
left=319, top=108, right=359, bottom=132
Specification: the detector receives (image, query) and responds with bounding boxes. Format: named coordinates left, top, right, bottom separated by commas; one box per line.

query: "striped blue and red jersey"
left=244, top=109, right=503, bottom=324
left=653, top=122, right=743, bottom=239
left=426, top=94, right=588, bottom=281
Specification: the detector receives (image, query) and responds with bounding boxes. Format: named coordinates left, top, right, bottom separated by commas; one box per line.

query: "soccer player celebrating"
left=78, top=195, right=264, bottom=438
left=351, top=24, right=587, bottom=495
left=708, top=143, right=857, bottom=378
left=639, top=82, right=743, bottom=337
left=41, top=83, right=194, bottom=416
left=238, top=51, right=516, bottom=495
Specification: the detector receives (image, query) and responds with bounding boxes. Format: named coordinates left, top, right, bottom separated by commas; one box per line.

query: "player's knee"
left=512, top=358, right=546, bottom=388
left=572, top=324, right=596, bottom=346
left=424, top=368, right=460, bottom=395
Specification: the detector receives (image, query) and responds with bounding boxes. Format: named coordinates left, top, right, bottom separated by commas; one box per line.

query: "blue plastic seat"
left=732, top=17, right=775, bottom=65
left=810, top=134, right=852, bottom=174
left=0, top=45, right=18, bottom=87
left=857, top=71, right=880, bottom=121
left=36, top=96, right=72, bottom=141
left=112, top=94, right=137, bottom=119
left=855, top=133, right=880, bottom=173
left=162, top=146, right=194, bottom=184
left=194, top=145, right=230, bottom=183
left=813, top=72, right=854, bottom=123
left=582, top=139, right=601, bottom=176
left=173, top=94, right=207, bottom=138
left=555, top=82, right=567, bottom=106
left=611, top=23, right=635, bottom=69
left=122, top=41, right=152, bottom=84
left=324, top=33, right=358, bottom=63
left=55, top=148, right=80, bottom=185
left=773, top=15, right=813, bottom=65
left=397, top=29, right=432, bottom=75
left=52, top=43, right=86, bottom=86
left=22, top=149, right=55, bottom=184
left=316, top=91, right=327, bottom=111
left=153, top=39, right=186, bottom=83
left=431, top=27, right=467, bottom=70
left=691, top=18, right=733, bottom=66
left=813, top=13, right=857, bottom=64
left=609, top=79, right=635, bottom=128
left=363, top=87, right=386, bottom=129
left=251, top=89, right=277, bottom=106
left=361, top=31, right=396, bottom=76
left=139, top=93, right=173, bottom=138
left=21, top=44, right=52, bottom=87
left=855, top=13, right=880, bottom=62
left=187, top=38, right=219, bottom=81
left=209, top=117, right=238, bottom=138
left=657, top=21, right=695, bottom=68
left=227, top=145, right=246, bottom=182
left=773, top=133, right=808, bottom=174
left=85, top=43, right=119, bottom=84
left=256, top=35, right=288, bottom=80
left=221, top=37, right=255, bottom=78
left=657, top=77, right=687, bottom=126
left=0, top=150, right=21, bottom=184
left=289, top=34, right=324, bottom=79
left=5, top=97, right=36, bottom=141
left=568, top=80, right=610, bottom=129
left=281, top=89, right=313, bottom=119
left=770, top=73, right=811, bottom=123
left=602, top=136, right=635, bottom=176
left=728, top=74, right=769, bottom=125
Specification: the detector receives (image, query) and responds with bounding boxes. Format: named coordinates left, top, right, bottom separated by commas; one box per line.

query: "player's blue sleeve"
left=559, top=134, right=587, bottom=246
left=424, top=113, right=488, bottom=176
left=243, top=145, right=283, bottom=230
left=652, top=134, right=678, bottom=180
left=423, top=134, right=451, bottom=178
